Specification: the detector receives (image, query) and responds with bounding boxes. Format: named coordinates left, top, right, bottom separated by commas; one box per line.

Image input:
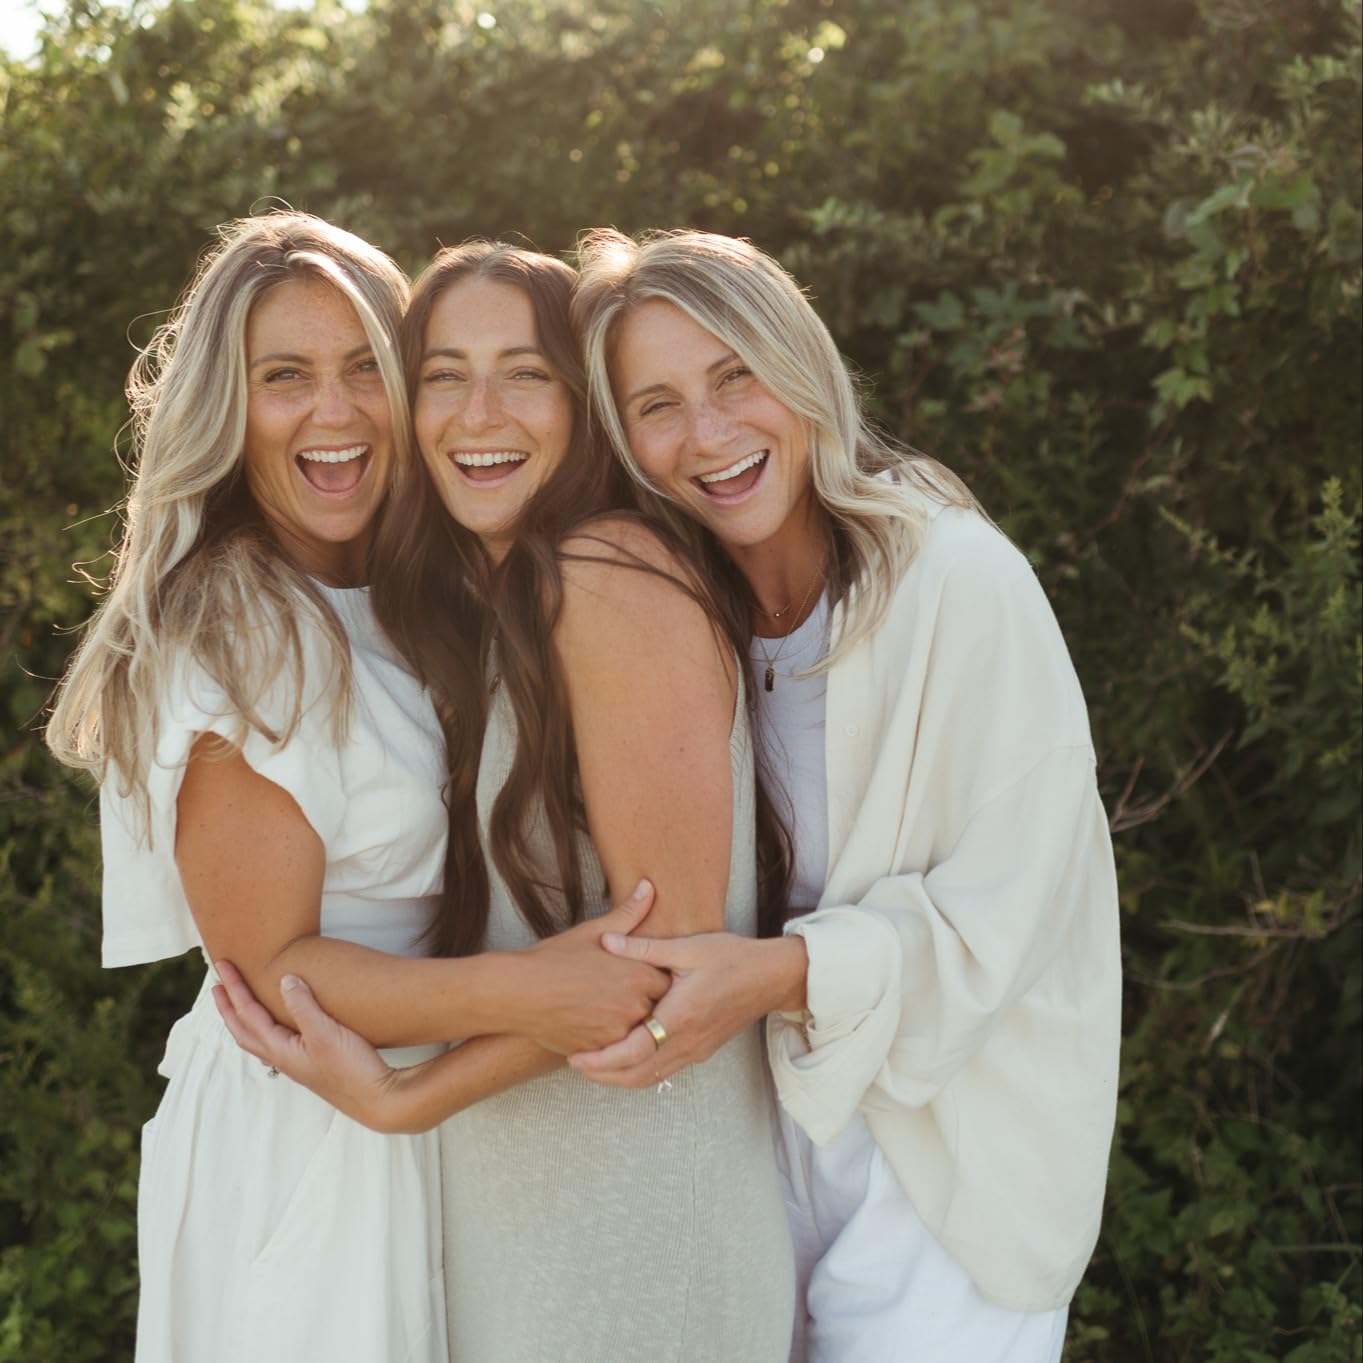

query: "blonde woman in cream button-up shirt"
left=571, top=228, right=1121, bottom=1362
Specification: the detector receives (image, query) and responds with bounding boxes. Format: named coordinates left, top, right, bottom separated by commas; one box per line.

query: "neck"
left=278, top=529, right=369, bottom=589
left=484, top=536, right=510, bottom=567
left=727, top=501, right=832, bottom=638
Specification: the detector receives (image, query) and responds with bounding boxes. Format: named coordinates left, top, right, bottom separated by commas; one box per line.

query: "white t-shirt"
left=747, top=593, right=831, bottom=917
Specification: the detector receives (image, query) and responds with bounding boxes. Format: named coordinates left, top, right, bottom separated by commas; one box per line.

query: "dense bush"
left=2, top=1, right=1358, bottom=1358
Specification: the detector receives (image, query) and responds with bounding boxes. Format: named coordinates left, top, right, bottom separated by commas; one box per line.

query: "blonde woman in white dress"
left=45, top=215, right=668, bottom=1363
left=566, top=229, right=1122, bottom=1363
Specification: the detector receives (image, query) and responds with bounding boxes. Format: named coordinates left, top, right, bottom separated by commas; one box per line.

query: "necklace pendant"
left=764, top=664, right=775, bottom=692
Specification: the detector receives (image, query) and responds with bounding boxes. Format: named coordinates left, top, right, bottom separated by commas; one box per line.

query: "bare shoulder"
left=554, top=515, right=733, bottom=688
left=560, top=513, right=694, bottom=577
left=557, top=514, right=705, bottom=615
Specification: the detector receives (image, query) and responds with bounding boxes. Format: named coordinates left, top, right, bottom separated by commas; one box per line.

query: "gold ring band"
left=644, top=1016, right=668, bottom=1049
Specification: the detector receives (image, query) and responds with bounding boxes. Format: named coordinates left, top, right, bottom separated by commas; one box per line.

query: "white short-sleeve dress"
left=101, top=586, right=449, bottom=1363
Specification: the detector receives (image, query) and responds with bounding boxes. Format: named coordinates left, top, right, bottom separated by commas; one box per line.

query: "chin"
left=699, top=507, right=777, bottom=551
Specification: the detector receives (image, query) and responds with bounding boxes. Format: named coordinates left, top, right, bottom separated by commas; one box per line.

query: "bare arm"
left=203, top=523, right=741, bottom=1115
left=176, top=737, right=666, bottom=1050
left=556, top=523, right=736, bottom=938
left=213, top=961, right=559, bottom=1133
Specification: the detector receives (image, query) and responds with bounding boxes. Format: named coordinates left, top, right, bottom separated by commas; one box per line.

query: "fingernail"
left=632, top=879, right=651, bottom=902
left=281, top=975, right=302, bottom=991
left=602, top=933, right=626, bottom=951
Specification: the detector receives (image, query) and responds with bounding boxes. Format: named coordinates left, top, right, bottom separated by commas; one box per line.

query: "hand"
left=567, top=931, right=809, bottom=1088
left=212, top=960, right=418, bottom=1133
left=515, top=879, right=672, bottom=1054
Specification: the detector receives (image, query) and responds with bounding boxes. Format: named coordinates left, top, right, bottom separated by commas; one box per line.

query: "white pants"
left=774, top=1107, right=1068, bottom=1363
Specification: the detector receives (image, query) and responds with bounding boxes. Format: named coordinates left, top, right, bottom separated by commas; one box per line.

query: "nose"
left=685, top=395, right=736, bottom=454
left=313, top=374, right=358, bottom=427
left=460, top=376, right=504, bottom=432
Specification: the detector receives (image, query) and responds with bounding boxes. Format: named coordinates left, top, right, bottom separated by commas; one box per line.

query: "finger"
left=569, top=1022, right=657, bottom=1074
left=576, top=1052, right=688, bottom=1089
left=599, top=932, right=674, bottom=966
left=213, top=957, right=246, bottom=990
left=213, top=959, right=300, bottom=1054
left=211, top=985, right=270, bottom=1064
left=595, top=879, right=654, bottom=937
left=277, top=974, right=332, bottom=1044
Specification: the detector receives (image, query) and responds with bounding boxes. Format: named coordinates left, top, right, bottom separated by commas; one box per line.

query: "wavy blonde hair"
left=571, top=228, right=977, bottom=664
left=46, top=212, right=411, bottom=835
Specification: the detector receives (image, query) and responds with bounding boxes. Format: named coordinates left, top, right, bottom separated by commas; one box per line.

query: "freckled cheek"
left=627, top=433, right=674, bottom=489
left=527, top=392, right=573, bottom=452
left=414, top=400, right=450, bottom=459
left=417, top=445, right=450, bottom=491
left=362, top=391, right=395, bottom=430
left=242, top=434, right=286, bottom=483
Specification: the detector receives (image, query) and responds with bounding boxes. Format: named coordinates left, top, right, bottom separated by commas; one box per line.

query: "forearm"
left=240, top=936, right=530, bottom=1049
left=383, top=1035, right=561, bottom=1133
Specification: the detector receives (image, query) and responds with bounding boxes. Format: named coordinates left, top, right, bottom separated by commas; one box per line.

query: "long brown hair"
left=374, top=241, right=788, bottom=957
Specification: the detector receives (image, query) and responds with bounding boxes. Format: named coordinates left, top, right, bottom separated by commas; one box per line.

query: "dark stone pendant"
left=764, top=664, right=775, bottom=692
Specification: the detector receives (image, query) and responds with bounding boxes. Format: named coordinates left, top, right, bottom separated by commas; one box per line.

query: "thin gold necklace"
left=753, top=561, right=826, bottom=693
left=754, top=594, right=796, bottom=621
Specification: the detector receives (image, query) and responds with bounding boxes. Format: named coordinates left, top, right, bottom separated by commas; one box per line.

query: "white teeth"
left=698, top=450, right=767, bottom=484
left=298, top=445, right=367, bottom=464
left=452, top=451, right=529, bottom=468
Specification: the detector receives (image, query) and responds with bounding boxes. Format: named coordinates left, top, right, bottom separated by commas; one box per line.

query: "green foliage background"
left=1, top=0, right=1359, bottom=1358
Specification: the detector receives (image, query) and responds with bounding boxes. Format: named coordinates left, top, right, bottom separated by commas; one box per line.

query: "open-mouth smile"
left=449, top=449, right=530, bottom=486
left=693, top=450, right=768, bottom=500
left=296, top=444, right=371, bottom=497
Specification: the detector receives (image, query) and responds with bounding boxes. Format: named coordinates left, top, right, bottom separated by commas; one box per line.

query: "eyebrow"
left=250, top=343, right=374, bottom=369
left=421, top=345, right=546, bottom=362
left=623, top=351, right=741, bottom=406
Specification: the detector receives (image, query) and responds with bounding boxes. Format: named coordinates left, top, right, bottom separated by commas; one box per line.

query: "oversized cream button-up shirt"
left=767, top=503, right=1121, bottom=1313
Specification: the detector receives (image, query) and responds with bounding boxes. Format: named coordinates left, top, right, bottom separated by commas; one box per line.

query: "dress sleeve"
left=166, top=654, right=348, bottom=848
left=766, top=513, right=1119, bottom=1144
left=100, top=634, right=348, bottom=967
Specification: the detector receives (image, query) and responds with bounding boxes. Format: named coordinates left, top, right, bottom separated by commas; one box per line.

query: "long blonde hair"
left=571, top=228, right=977, bottom=664
left=46, top=212, right=411, bottom=834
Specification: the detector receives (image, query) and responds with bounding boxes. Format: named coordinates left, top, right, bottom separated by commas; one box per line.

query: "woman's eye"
left=511, top=368, right=552, bottom=383
left=353, top=357, right=380, bottom=376
left=639, top=398, right=672, bottom=418
left=423, top=369, right=461, bottom=384
left=264, top=367, right=303, bottom=383
left=721, top=366, right=752, bottom=386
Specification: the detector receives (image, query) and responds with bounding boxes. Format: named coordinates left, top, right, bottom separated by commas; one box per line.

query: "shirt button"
left=845, top=723, right=859, bottom=737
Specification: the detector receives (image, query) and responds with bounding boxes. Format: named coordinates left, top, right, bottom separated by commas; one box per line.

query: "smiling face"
left=242, top=275, right=393, bottom=583
left=414, top=276, right=575, bottom=559
left=611, top=299, right=815, bottom=559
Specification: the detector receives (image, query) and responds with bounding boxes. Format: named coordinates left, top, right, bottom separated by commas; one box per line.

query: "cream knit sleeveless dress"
left=440, top=675, right=795, bottom=1363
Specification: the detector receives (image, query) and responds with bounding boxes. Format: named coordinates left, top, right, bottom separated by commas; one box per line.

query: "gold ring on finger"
left=644, top=1016, right=668, bottom=1048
